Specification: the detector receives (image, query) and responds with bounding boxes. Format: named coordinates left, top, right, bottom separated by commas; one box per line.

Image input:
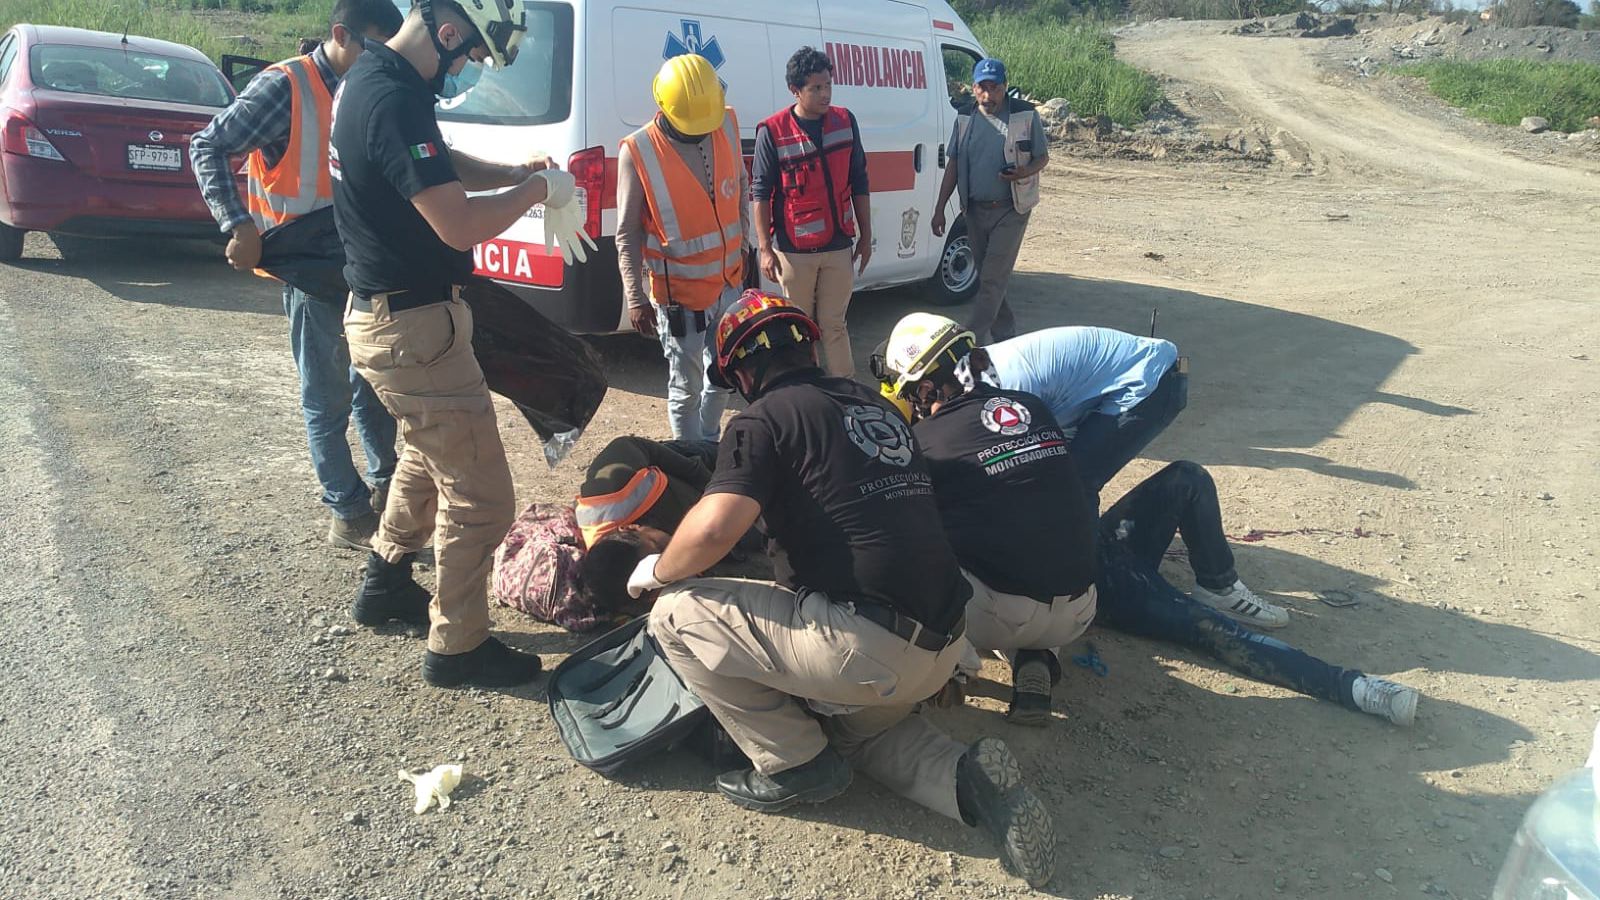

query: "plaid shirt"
left=189, top=46, right=338, bottom=234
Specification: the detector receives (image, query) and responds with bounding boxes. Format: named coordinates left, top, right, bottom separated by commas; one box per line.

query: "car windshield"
left=387, top=0, right=572, bottom=125
left=31, top=43, right=231, bottom=107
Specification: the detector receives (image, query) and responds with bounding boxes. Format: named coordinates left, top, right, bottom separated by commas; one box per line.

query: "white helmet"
left=424, top=0, right=527, bottom=69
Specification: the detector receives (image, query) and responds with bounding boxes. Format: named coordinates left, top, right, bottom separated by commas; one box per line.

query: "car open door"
left=220, top=54, right=272, bottom=94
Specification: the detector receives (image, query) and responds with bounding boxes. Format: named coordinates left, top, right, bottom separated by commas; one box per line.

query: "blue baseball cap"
left=972, top=57, right=1007, bottom=85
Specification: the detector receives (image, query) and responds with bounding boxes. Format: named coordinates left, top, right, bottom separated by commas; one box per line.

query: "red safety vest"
left=761, top=106, right=856, bottom=252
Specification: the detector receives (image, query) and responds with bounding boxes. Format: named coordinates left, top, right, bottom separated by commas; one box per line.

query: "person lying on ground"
left=892, top=320, right=1420, bottom=727
left=575, top=436, right=760, bottom=619
left=622, top=291, right=1058, bottom=888
left=875, top=316, right=1184, bottom=505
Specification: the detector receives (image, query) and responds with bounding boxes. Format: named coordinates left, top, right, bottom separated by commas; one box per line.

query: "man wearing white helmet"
left=881, top=313, right=1422, bottom=727
left=331, top=0, right=577, bottom=687
left=616, top=53, right=749, bottom=442
left=877, top=321, right=1185, bottom=504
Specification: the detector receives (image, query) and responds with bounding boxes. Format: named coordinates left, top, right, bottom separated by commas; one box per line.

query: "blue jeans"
left=284, top=285, right=397, bottom=520
left=1071, top=368, right=1188, bottom=502
left=654, top=286, right=739, bottom=442
left=1092, top=462, right=1361, bottom=710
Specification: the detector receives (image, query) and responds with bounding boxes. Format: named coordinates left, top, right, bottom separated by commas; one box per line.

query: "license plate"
left=127, top=144, right=182, bottom=171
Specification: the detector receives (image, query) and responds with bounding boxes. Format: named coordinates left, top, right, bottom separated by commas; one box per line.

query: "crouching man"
left=880, top=314, right=1100, bottom=725
left=892, top=317, right=1421, bottom=727
left=626, top=292, right=1058, bottom=887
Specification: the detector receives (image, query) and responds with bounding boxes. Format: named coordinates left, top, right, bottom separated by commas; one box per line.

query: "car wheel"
left=927, top=217, right=977, bottom=306
left=0, top=221, right=24, bottom=262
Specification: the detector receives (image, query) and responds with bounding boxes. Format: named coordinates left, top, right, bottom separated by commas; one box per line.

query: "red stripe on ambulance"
left=473, top=238, right=564, bottom=288
left=824, top=41, right=927, bottom=90
left=865, top=150, right=917, bottom=192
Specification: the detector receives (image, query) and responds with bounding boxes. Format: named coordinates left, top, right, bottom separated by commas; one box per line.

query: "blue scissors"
left=1071, top=641, right=1108, bottom=677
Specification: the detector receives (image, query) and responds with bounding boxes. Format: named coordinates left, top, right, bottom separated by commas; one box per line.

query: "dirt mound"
left=1229, top=12, right=1600, bottom=65
left=1351, top=18, right=1600, bottom=65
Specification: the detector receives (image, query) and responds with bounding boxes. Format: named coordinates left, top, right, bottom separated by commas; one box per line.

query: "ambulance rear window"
left=437, top=1, right=573, bottom=126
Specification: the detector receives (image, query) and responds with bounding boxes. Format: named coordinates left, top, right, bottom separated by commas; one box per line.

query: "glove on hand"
left=543, top=200, right=598, bottom=266
left=626, top=553, right=668, bottom=599
left=534, top=168, right=576, bottom=209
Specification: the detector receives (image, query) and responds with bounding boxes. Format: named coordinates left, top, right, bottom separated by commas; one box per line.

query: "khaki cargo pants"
left=964, top=571, right=1097, bottom=668
left=649, top=577, right=971, bottom=820
left=776, top=247, right=855, bottom=377
left=344, top=293, right=516, bottom=655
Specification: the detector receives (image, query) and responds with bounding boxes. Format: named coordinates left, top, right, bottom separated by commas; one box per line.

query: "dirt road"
left=2, top=22, right=1596, bottom=900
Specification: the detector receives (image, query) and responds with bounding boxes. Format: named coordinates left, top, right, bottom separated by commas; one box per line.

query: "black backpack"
left=548, top=616, right=747, bottom=775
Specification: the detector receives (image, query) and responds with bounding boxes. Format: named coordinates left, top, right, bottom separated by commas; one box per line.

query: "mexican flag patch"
left=409, top=142, right=439, bottom=160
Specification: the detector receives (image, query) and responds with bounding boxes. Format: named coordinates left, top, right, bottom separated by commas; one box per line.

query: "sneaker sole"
left=968, top=739, right=1056, bottom=888
left=718, top=770, right=853, bottom=813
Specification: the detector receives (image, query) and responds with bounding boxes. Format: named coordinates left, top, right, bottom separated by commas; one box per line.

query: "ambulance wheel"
left=929, top=218, right=977, bottom=306
left=0, top=221, right=23, bottom=262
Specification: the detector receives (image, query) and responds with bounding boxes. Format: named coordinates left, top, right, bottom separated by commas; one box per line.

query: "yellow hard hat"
left=652, top=54, right=726, bottom=136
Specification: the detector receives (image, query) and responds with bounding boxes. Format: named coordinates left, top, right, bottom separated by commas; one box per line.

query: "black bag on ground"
left=548, top=616, right=748, bottom=776
left=255, top=208, right=608, bottom=465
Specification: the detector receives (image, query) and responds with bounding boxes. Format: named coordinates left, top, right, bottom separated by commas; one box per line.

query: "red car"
left=0, top=24, right=239, bottom=261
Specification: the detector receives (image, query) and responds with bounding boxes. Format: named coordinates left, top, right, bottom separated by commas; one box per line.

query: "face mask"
left=438, top=60, right=482, bottom=100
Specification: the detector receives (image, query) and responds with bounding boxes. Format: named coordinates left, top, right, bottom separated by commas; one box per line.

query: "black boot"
left=350, top=552, right=431, bottom=629
left=1007, top=649, right=1059, bottom=726
left=422, top=636, right=542, bottom=688
left=956, top=738, right=1056, bottom=888
left=715, top=745, right=852, bottom=812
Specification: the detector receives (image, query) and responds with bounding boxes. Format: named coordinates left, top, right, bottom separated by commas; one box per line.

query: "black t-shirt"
left=750, top=108, right=869, bottom=254
left=914, top=386, right=1099, bottom=600
left=330, top=41, right=471, bottom=297
left=705, top=368, right=970, bottom=634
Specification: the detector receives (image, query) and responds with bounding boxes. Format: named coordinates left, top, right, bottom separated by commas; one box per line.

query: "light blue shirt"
left=985, top=327, right=1179, bottom=427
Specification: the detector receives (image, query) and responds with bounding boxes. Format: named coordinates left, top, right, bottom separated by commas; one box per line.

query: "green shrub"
left=967, top=15, right=1161, bottom=125
left=1399, top=59, right=1600, bottom=133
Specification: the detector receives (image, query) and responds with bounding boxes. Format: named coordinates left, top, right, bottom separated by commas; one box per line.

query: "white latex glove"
left=534, top=168, right=576, bottom=209
left=626, top=553, right=668, bottom=599
left=543, top=200, right=598, bottom=266
left=397, top=764, right=462, bottom=814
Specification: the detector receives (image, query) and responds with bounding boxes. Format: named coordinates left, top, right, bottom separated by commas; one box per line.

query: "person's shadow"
left=847, top=271, right=1476, bottom=492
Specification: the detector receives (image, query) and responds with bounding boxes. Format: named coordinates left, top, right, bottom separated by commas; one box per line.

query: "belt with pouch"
left=350, top=285, right=460, bottom=314
left=852, top=602, right=965, bottom=653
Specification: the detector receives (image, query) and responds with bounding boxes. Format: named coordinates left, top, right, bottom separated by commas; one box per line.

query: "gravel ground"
left=2, top=22, right=1599, bottom=900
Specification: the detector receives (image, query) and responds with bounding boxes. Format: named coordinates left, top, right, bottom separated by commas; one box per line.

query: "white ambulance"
left=409, top=0, right=988, bottom=333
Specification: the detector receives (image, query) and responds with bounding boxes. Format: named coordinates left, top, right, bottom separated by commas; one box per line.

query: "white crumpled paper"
left=397, top=764, right=462, bottom=814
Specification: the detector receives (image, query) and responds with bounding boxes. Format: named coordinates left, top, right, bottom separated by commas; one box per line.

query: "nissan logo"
left=149, top=130, right=164, bottom=142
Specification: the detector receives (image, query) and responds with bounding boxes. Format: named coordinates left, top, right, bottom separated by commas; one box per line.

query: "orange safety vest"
left=760, top=106, right=857, bottom=252
left=246, top=55, right=333, bottom=234
left=620, top=108, right=744, bottom=312
left=574, top=466, right=668, bottom=548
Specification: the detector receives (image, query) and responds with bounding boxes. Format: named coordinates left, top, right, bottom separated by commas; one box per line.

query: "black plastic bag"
left=256, top=208, right=607, bottom=464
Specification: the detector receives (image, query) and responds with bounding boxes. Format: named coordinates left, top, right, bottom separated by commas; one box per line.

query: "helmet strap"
left=420, top=0, right=481, bottom=94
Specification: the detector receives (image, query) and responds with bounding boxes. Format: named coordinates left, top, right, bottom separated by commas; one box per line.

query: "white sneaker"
left=1351, top=676, right=1419, bottom=726
left=1191, top=580, right=1290, bottom=629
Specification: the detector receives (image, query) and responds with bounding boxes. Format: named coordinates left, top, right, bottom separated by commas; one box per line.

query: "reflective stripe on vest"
left=760, top=106, right=856, bottom=252
left=246, top=56, right=333, bottom=234
left=620, top=109, right=744, bottom=312
left=574, top=466, right=669, bottom=548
